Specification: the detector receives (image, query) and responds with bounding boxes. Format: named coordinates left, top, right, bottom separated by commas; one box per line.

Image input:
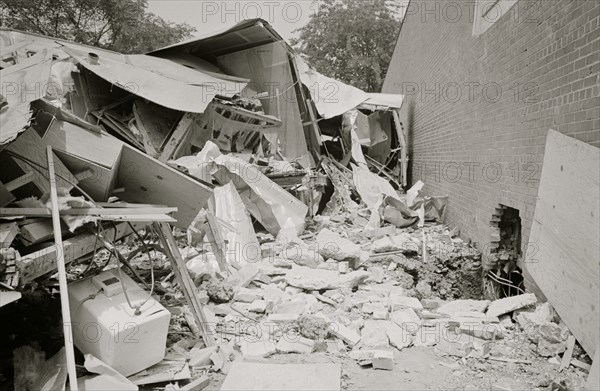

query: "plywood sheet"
left=53, top=150, right=118, bottom=202
left=5, top=127, right=77, bottom=193
left=526, top=129, right=600, bottom=356
left=220, top=362, right=340, bottom=391
left=116, top=145, right=212, bottom=228
left=43, top=118, right=123, bottom=169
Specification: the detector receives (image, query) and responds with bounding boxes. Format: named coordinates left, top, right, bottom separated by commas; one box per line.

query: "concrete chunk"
left=436, top=333, right=473, bottom=357
left=276, top=337, right=316, bottom=354
left=514, top=302, right=554, bottom=328
left=359, top=320, right=390, bottom=348
left=413, top=326, right=439, bottom=347
left=329, top=322, right=361, bottom=347
left=389, top=295, right=423, bottom=311
left=486, top=293, right=537, bottom=317
left=367, top=266, right=385, bottom=283
left=437, top=299, right=490, bottom=315
left=373, top=310, right=389, bottom=320
left=268, top=313, right=300, bottom=322
left=362, top=302, right=387, bottom=314
left=386, top=321, right=413, bottom=351
left=372, top=233, right=418, bottom=253
left=421, top=298, right=443, bottom=309
left=286, top=266, right=369, bottom=290
left=316, top=228, right=361, bottom=261
left=459, top=323, right=503, bottom=340
left=248, top=300, right=267, bottom=313
left=372, top=350, right=394, bottom=370
left=240, top=340, right=276, bottom=358
left=391, top=308, right=421, bottom=335
left=234, top=287, right=262, bottom=303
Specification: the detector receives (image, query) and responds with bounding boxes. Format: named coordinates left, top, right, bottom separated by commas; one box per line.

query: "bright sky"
left=147, top=0, right=409, bottom=42
left=147, top=0, right=318, bottom=41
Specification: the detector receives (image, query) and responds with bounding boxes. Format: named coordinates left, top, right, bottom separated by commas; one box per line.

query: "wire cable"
left=6, top=149, right=155, bottom=314
left=487, top=271, right=525, bottom=295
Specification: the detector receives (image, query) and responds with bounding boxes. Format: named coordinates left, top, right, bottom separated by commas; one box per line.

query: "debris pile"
left=0, top=19, right=595, bottom=391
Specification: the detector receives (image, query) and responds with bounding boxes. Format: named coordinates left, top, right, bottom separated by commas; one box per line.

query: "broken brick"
left=372, top=350, right=394, bottom=370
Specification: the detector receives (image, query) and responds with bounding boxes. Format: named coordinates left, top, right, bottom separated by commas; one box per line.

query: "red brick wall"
left=383, top=0, right=599, bottom=286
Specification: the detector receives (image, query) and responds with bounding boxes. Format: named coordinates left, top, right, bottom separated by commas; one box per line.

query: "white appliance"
left=68, top=268, right=170, bottom=376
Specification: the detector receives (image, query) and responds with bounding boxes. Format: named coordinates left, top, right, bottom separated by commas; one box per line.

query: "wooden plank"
left=0, top=207, right=177, bottom=216
left=159, top=112, right=196, bottom=162
left=116, top=144, right=212, bottom=229
left=204, top=212, right=228, bottom=272
left=154, top=222, right=215, bottom=346
left=220, top=362, right=340, bottom=391
left=180, top=375, right=210, bottom=391
left=392, top=109, right=408, bottom=187
left=526, top=130, right=600, bottom=356
left=4, top=128, right=77, bottom=193
left=43, top=118, right=123, bottom=169
left=46, top=146, right=78, bottom=391
left=19, top=219, right=55, bottom=245
left=16, top=222, right=134, bottom=283
left=560, top=336, right=576, bottom=372
left=95, top=202, right=168, bottom=208
left=0, top=222, right=18, bottom=248
left=127, top=359, right=191, bottom=385
left=93, top=214, right=175, bottom=222
left=305, top=98, right=323, bottom=147
left=4, top=172, right=35, bottom=192
left=587, top=345, right=599, bottom=391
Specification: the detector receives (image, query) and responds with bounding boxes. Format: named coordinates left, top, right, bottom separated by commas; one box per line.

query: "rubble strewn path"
left=153, top=220, right=589, bottom=390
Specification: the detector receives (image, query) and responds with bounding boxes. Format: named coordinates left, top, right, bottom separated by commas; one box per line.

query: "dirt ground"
left=0, top=224, right=593, bottom=391
left=202, top=346, right=589, bottom=391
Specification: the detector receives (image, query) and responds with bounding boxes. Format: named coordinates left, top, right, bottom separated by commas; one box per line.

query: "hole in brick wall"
left=485, top=205, right=526, bottom=299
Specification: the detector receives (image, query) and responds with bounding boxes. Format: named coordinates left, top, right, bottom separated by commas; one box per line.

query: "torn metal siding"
left=61, top=43, right=247, bottom=114
left=0, top=50, right=54, bottom=145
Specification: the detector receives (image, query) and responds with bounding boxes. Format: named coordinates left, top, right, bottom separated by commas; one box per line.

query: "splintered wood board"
left=116, top=145, right=212, bottom=229
left=220, top=362, right=340, bottom=391
left=526, top=129, right=599, bottom=356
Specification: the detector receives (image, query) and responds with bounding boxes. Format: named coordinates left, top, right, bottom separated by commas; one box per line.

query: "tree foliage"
left=291, top=0, right=401, bottom=92
left=0, top=0, right=195, bottom=53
